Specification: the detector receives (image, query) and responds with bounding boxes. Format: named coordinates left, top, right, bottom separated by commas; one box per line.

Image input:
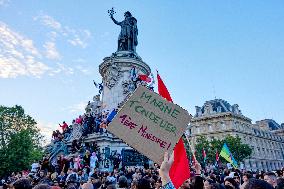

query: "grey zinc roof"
left=201, top=99, right=233, bottom=113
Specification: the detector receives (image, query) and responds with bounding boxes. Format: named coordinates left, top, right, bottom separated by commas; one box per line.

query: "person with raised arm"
left=159, top=152, right=203, bottom=189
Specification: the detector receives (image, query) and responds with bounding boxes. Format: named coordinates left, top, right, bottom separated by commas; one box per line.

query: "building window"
left=221, top=122, right=226, bottom=130
left=209, top=125, right=213, bottom=132
left=197, top=127, right=200, bottom=134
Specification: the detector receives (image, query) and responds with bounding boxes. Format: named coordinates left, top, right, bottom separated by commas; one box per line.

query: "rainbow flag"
left=219, top=143, right=238, bottom=168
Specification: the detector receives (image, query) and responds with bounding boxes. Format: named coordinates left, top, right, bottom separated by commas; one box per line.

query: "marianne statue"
left=108, top=8, right=138, bottom=52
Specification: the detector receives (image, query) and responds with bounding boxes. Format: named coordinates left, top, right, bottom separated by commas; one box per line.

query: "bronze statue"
left=108, top=8, right=138, bottom=52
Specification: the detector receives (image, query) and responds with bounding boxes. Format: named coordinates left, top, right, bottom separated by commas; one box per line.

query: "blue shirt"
left=161, top=181, right=176, bottom=189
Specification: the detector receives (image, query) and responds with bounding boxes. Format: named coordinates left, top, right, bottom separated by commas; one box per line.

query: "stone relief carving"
left=69, top=123, right=82, bottom=141
left=117, top=92, right=132, bottom=108
left=90, top=94, right=102, bottom=114
left=122, top=80, right=130, bottom=94
left=104, top=63, right=122, bottom=89
left=46, top=141, right=68, bottom=165
left=111, top=51, right=142, bottom=61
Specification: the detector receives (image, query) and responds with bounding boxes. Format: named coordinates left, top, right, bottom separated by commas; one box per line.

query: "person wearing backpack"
left=66, top=168, right=79, bottom=184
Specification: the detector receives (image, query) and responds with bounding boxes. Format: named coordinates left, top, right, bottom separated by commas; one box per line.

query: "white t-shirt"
left=31, top=163, right=40, bottom=172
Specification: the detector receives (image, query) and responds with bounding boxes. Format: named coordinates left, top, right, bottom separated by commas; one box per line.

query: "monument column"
left=99, top=52, right=151, bottom=111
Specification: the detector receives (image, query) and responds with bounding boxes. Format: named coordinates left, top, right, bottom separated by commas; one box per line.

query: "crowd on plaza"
left=2, top=151, right=284, bottom=189
left=3, top=73, right=283, bottom=189
left=1, top=99, right=284, bottom=189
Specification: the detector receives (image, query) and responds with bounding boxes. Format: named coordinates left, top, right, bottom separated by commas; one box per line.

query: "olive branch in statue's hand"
left=108, top=7, right=116, bottom=17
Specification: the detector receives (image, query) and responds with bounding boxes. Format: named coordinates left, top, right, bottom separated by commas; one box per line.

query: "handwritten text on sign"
left=107, top=86, right=191, bottom=165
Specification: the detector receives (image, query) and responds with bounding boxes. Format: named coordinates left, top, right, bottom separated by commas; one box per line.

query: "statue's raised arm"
left=108, top=8, right=138, bottom=52
left=110, top=15, right=120, bottom=25
left=108, top=8, right=120, bottom=25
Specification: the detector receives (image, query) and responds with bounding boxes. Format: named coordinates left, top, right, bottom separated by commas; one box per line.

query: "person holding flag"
left=157, top=71, right=190, bottom=188
left=159, top=152, right=204, bottom=189
left=202, top=148, right=207, bottom=165
left=215, top=150, right=220, bottom=168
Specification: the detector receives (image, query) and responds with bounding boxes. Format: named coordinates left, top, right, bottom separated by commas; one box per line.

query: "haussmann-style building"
left=190, top=99, right=284, bottom=171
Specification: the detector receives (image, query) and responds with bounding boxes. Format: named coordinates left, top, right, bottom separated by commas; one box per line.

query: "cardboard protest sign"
left=107, top=86, right=191, bottom=165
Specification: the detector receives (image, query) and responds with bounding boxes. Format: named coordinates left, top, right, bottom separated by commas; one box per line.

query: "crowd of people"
left=2, top=151, right=284, bottom=189
left=3, top=77, right=284, bottom=189
left=50, top=70, right=153, bottom=158
left=52, top=107, right=118, bottom=144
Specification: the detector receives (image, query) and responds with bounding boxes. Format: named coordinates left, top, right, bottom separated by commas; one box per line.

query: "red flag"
left=202, top=149, right=207, bottom=158
left=157, top=72, right=190, bottom=188
left=138, top=74, right=151, bottom=83
left=157, top=73, right=173, bottom=102
left=202, top=148, right=207, bottom=163
left=215, top=150, right=220, bottom=167
left=216, top=150, right=219, bottom=162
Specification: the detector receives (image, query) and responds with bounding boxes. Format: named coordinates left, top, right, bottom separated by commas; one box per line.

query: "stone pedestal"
left=85, top=133, right=131, bottom=154
left=63, top=51, right=152, bottom=171
left=99, top=51, right=151, bottom=111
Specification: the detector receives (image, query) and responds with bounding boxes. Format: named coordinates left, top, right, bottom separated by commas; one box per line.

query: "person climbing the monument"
left=83, top=150, right=91, bottom=167
left=112, top=152, right=121, bottom=170
left=52, top=131, right=58, bottom=141
left=109, top=9, right=138, bottom=52
left=130, top=66, right=138, bottom=82
left=76, top=115, right=83, bottom=125
left=98, top=83, right=103, bottom=94
left=90, top=152, right=98, bottom=172
left=94, top=114, right=102, bottom=133
left=93, top=80, right=104, bottom=95
left=59, top=121, right=68, bottom=132
left=71, top=139, right=80, bottom=153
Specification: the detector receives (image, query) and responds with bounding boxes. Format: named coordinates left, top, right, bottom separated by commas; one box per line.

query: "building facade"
left=190, top=99, right=284, bottom=171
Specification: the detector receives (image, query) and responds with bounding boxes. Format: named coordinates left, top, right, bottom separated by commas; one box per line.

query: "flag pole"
left=184, top=133, right=196, bottom=162
left=157, top=71, right=190, bottom=188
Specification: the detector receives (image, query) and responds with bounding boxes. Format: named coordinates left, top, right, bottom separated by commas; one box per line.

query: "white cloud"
left=47, top=31, right=57, bottom=41
left=48, top=63, right=74, bottom=76
left=47, top=63, right=92, bottom=77
left=75, top=65, right=92, bottom=75
left=0, top=21, right=50, bottom=78
left=43, top=41, right=61, bottom=60
left=0, top=22, right=78, bottom=78
left=68, top=37, right=86, bottom=48
left=37, top=121, right=56, bottom=145
left=34, top=13, right=91, bottom=48
left=33, top=14, right=61, bottom=30
left=65, top=101, right=87, bottom=114
left=67, top=29, right=91, bottom=48
left=0, top=15, right=92, bottom=79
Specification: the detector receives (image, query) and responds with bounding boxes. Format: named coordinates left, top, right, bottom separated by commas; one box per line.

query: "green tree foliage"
left=194, top=135, right=252, bottom=165
left=194, top=136, right=210, bottom=164
left=0, top=105, right=43, bottom=176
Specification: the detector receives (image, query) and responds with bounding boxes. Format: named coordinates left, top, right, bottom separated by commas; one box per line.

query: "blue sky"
left=0, top=0, right=283, bottom=140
